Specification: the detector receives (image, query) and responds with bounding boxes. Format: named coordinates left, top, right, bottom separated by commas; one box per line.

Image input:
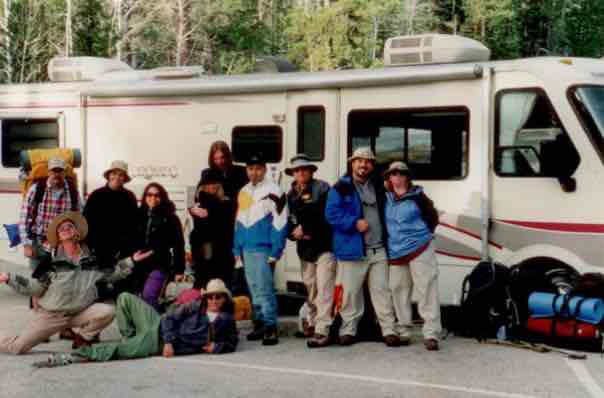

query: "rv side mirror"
left=540, top=136, right=580, bottom=193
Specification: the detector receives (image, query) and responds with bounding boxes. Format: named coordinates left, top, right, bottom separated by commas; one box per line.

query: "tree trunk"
left=65, top=0, right=72, bottom=56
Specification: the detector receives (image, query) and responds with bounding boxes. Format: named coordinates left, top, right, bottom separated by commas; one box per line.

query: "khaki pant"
left=389, top=242, right=442, bottom=340
left=301, top=252, right=337, bottom=336
left=336, top=247, right=396, bottom=337
left=0, top=303, right=115, bottom=355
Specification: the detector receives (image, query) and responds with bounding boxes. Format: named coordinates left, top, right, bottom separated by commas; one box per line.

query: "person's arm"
left=170, top=214, right=186, bottom=276
left=269, top=188, right=288, bottom=261
left=324, top=187, right=358, bottom=233
left=160, top=302, right=198, bottom=346
left=232, top=192, right=244, bottom=258
left=4, top=272, right=49, bottom=297
left=211, top=316, right=239, bottom=354
left=19, top=184, right=38, bottom=247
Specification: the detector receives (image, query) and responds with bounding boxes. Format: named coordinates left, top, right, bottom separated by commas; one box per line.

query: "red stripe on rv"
left=438, top=222, right=503, bottom=249
left=435, top=250, right=482, bottom=261
left=496, top=220, right=604, bottom=234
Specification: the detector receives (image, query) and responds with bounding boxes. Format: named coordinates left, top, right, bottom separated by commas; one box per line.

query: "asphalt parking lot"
left=1, top=259, right=603, bottom=398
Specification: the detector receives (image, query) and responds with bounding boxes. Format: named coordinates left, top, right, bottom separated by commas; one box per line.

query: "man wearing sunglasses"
left=325, top=147, right=399, bottom=347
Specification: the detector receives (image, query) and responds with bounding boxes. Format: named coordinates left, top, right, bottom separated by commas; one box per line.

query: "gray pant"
left=336, top=247, right=396, bottom=337
left=301, top=252, right=337, bottom=336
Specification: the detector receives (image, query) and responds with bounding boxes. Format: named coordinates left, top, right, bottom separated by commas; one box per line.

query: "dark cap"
left=246, top=153, right=266, bottom=167
left=200, top=169, right=224, bottom=186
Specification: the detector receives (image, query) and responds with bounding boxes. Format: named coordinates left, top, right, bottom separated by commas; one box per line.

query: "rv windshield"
left=569, top=86, right=604, bottom=160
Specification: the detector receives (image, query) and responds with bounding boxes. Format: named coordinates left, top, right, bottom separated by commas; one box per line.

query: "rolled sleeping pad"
left=528, top=292, right=604, bottom=325
left=526, top=317, right=600, bottom=339
left=19, top=148, right=82, bottom=171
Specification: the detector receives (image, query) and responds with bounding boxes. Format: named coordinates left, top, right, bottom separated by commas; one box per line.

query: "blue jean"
left=243, top=251, right=278, bottom=327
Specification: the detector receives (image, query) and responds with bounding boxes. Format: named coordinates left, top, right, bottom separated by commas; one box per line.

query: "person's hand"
left=356, top=219, right=369, bottom=233
left=0, top=273, right=9, bottom=284
left=174, top=274, right=184, bottom=282
left=235, top=256, right=243, bottom=269
left=132, top=250, right=154, bottom=263
left=190, top=207, right=208, bottom=219
left=162, top=343, right=175, bottom=358
left=292, top=225, right=304, bottom=240
left=202, top=343, right=215, bottom=353
left=268, top=257, right=278, bottom=269
left=23, top=245, right=34, bottom=258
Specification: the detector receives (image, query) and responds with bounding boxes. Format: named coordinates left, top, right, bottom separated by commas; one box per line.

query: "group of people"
left=0, top=139, right=443, bottom=368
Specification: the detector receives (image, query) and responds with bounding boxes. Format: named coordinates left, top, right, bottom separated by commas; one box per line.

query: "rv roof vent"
left=151, top=66, right=204, bottom=80
left=384, top=34, right=490, bottom=66
left=48, top=57, right=132, bottom=82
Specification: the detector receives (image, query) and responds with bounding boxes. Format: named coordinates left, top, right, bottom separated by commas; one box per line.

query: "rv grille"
left=423, top=52, right=433, bottom=62
left=423, top=36, right=434, bottom=47
left=390, top=37, right=422, bottom=49
left=390, top=52, right=422, bottom=65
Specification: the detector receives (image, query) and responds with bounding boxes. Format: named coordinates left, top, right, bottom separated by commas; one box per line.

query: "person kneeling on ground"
left=0, top=212, right=151, bottom=355
left=33, top=279, right=239, bottom=367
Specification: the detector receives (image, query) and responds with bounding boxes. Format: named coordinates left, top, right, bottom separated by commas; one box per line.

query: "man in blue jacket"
left=325, top=147, right=399, bottom=347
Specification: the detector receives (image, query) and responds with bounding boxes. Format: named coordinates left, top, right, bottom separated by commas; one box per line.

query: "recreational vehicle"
left=1, top=34, right=603, bottom=305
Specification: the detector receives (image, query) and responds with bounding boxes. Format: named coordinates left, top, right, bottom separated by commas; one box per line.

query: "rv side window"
left=348, top=107, right=469, bottom=179
left=232, top=125, right=282, bottom=163
left=1, top=119, right=59, bottom=168
left=495, top=89, right=580, bottom=177
left=297, top=107, right=325, bottom=161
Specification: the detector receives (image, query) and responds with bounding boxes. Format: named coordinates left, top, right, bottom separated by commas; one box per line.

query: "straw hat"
left=103, top=160, right=131, bottom=183
left=383, top=161, right=411, bottom=179
left=348, top=147, right=376, bottom=163
left=47, top=211, right=88, bottom=249
left=285, top=154, right=318, bottom=176
left=204, top=278, right=232, bottom=299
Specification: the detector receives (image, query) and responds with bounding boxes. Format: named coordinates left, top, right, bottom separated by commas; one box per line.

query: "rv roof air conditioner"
left=48, top=57, right=132, bottom=82
left=384, top=34, right=491, bottom=67
left=151, top=66, right=205, bottom=80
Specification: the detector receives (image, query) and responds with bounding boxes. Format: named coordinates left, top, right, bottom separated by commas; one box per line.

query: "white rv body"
left=1, top=54, right=603, bottom=305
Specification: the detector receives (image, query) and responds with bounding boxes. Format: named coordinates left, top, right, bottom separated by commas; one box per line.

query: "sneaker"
left=307, top=334, right=332, bottom=348
left=246, top=321, right=264, bottom=341
left=384, top=334, right=402, bottom=347
left=338, top=334, right=356, bottom=346
left=302, top=320, right=315, bottom=338
left=262, top=326, right=279, bottom=346
left=424, top=338, right=439, bottom=351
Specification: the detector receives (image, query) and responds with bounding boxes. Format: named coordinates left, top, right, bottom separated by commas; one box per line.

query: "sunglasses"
left=206, top=294, right=225, bottom=300
left=146, top=192, right=161, bottom=198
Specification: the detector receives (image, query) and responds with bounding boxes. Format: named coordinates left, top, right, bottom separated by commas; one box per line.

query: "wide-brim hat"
left=285, top=154, right=318, bottom=176
left=103, top=160, right=131, bottom=183
left=348, top=147, right=376, bottom=163
left=47, top=211, right=88, bottom=249
left=383, top=161, right=411, bottom=179
left=204, top=278, right=232, bottom=299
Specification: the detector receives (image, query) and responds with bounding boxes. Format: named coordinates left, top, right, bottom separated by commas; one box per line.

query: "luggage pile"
left=459, top=261, right=604, bottom=353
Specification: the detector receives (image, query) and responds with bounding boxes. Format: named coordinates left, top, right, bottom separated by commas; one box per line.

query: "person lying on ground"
left=0, top=211, right=152, bottom=355
left=32, top=279, right=239, bottom=367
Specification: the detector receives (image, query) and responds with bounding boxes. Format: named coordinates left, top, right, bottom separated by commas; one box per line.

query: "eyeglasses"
left=146, top=192, right=161, bottom=198
left=206, top=294, right=225, bottom=301
left=58, top=223, right=76, bottom=232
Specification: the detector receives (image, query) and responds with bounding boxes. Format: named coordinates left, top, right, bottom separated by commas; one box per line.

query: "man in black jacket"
left=83, top=160, right=138, bottom=268
left=286, top=154, right=337, bottom=348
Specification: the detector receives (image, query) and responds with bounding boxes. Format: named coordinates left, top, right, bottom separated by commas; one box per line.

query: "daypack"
left=459, top=261, right=520, bottom=340
left=19, top=148, right=81, bottom=197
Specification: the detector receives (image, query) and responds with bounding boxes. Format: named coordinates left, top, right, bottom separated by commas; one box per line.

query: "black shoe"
left=338, top=334, right=356, bottom=346
left=384, top=334, right=402, bottom=347
left=262, top=326, right=279, bottom=346
left=247, top=321, right=265, bottom=341
left=307, top=334, right=332, bottom=348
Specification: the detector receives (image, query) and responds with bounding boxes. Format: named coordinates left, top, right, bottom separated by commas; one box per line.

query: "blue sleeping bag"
left=528, top=292, right=604, bottom=325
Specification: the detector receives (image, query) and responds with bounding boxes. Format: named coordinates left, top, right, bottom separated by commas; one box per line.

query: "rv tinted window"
left=496, top=89, right=580, bottom=177
left=348, top=108, right=469, bottom=179
left=1, top=119, right=59, bottom=168
left=232, top=125, right=282, bottom=163
left=297, top=107, right=325, bottom=160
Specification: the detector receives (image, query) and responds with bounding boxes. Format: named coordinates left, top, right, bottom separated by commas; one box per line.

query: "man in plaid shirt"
left=20, top=158, right=81, bottom=270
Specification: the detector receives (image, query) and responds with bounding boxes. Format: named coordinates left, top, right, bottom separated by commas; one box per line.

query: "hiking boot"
left=384, top=334, right=402, bottom=347
left=246, top=321, right=264, bottom=341
left=307, top=334, right=332, bottom=348
left=262, top=326, right=279, bottom=346
left=72, top=333, right=100, bottom=349
left=424, top=338, right=439, bottom=351
left=399, top=336, right=411, bottom=346
left=338, top=334, right=356, bottom=346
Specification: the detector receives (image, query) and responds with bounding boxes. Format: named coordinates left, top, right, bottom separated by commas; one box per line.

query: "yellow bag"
left=19, top=148, right=81, bottom=196
left=233, top=296, right=252, bottom=321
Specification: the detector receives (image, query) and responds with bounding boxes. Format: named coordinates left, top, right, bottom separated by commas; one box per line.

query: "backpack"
left=573, top=273, right=604, bottom=301
left=459, top=261, right=520, bottom=341
left=19, top=148, right=80, bottom=197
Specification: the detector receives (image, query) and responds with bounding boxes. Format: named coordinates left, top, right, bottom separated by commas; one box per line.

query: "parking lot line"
left=566, top=358, right=604, bottom=398
left=161, top=357, right=539, bottom=398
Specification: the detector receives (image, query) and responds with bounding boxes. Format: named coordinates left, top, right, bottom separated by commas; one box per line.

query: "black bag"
left=573, top=273, right=604, bottom=301
left=459, top=261, right=519, bottom=340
